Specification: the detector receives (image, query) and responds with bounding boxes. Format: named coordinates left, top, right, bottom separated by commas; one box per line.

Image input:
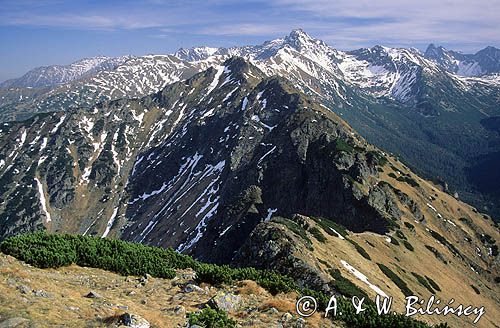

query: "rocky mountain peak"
left=282, top=28, right=328, bottom=52
left=424, top=44, right=500, bottom=76
left=475, top=46, right=500, bottom=64
left=424, top=43, right=444, bottom=58
left=285, top=28, right=314, bottom=43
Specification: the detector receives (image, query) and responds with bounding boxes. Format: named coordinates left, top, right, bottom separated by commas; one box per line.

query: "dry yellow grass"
left=0, top=254, right=338, bottom=328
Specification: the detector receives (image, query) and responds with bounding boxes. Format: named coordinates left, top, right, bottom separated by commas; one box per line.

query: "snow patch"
left=341, top=260, right=388, bottom=298
left=241, top=97, right=249, bottom=111
left=34, top=177, right=51, bottom=223
left=102, top=208, right=118, bottom=238
left=329, top=227, right=345, bottom=240
left=51, top=115, right=66, bottom=134
left=205, top=65, right=225, bottom=96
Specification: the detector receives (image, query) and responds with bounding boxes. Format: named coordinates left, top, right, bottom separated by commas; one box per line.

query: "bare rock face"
left=84, top=291, right=103, bottom=299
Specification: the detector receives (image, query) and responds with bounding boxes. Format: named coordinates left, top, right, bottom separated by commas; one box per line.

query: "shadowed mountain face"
left=0, top=58, right=394, bottom=252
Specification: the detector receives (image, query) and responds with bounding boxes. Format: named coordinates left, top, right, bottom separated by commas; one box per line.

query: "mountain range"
left=425, top=44, right=500, bottom=77
left=1, top=29, right=499, bottom=220
left=0, top=30, right=499, bottom=326
left=0, top=56, right=132, bottom=89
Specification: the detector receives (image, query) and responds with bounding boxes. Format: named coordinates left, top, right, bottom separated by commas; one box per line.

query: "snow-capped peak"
left=284, top=29, right=317, bottom=48
left=173, top=46, right=220, bottom=62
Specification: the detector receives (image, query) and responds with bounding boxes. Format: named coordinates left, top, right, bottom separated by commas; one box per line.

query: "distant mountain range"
left=425, top=44, right=500, bottom=77
left=0, top=56, right=132, bottom=89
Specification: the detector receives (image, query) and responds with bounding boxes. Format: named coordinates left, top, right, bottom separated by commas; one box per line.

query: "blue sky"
left=1, top=0, right=499, bottom=82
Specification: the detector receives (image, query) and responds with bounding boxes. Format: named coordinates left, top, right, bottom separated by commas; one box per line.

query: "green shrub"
left=335, top=139, right=355, bottom=153
left=347, top=239, right=371, bottom=260
left=459, top=217, right=472, bottom=227
left=387, top=172, right=419, bottom=187
left=309, top=227, right=327, bottom=243
left=402, top=240, right=414, bottom=252
left=377, top=263, right=413, bottom=297
left=311, top=217, right=348, bottom=238
left=395, top=230, right=407, bottom=240
left=396, top=175, right=420, bottom=188
left=390, top=237, right=400, bottom=246
left=490, top=245, right=499, bottom=257
left=425, top=276, right=441, bottom=292
left=366, top=150, right=388, bottom=166
left=0, top=231, right=182, bottom=278
left=411, top=272, right=435, bottom=294
left=317, top=258, right=332, bottom=268
left=404, top=222, right=415, bottom=230
left=428, top=229, right=463, bottom=260
left=188, top=306, right=237, bottom=328
left=272, top=217, right=312, bottom=244
left=386, top=218, right=401, bottom=231
left=366, top=240, right=375, bottom=247
left=424, top=245, right=448, bottom=264
left=329, top=269, right=370, bottom=301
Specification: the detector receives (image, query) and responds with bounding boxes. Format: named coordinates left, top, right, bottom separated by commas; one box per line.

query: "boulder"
left=184, top=284, right=204, bottom=293
left=84, top=291, right=103, bottom=299
left=0, top=318, right=30, bottom=328
left=120, top=313, right=150, bottom=328
left=207, top=291, right=242, bottom=312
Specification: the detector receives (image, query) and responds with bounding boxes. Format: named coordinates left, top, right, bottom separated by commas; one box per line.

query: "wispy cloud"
left=0, top=0, right=215, bottom=31
left=0, top=0, right=498, bottom=51
left=271, top=0, right=500, bottom=50
left=3, top=14, right=164, bottom=30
